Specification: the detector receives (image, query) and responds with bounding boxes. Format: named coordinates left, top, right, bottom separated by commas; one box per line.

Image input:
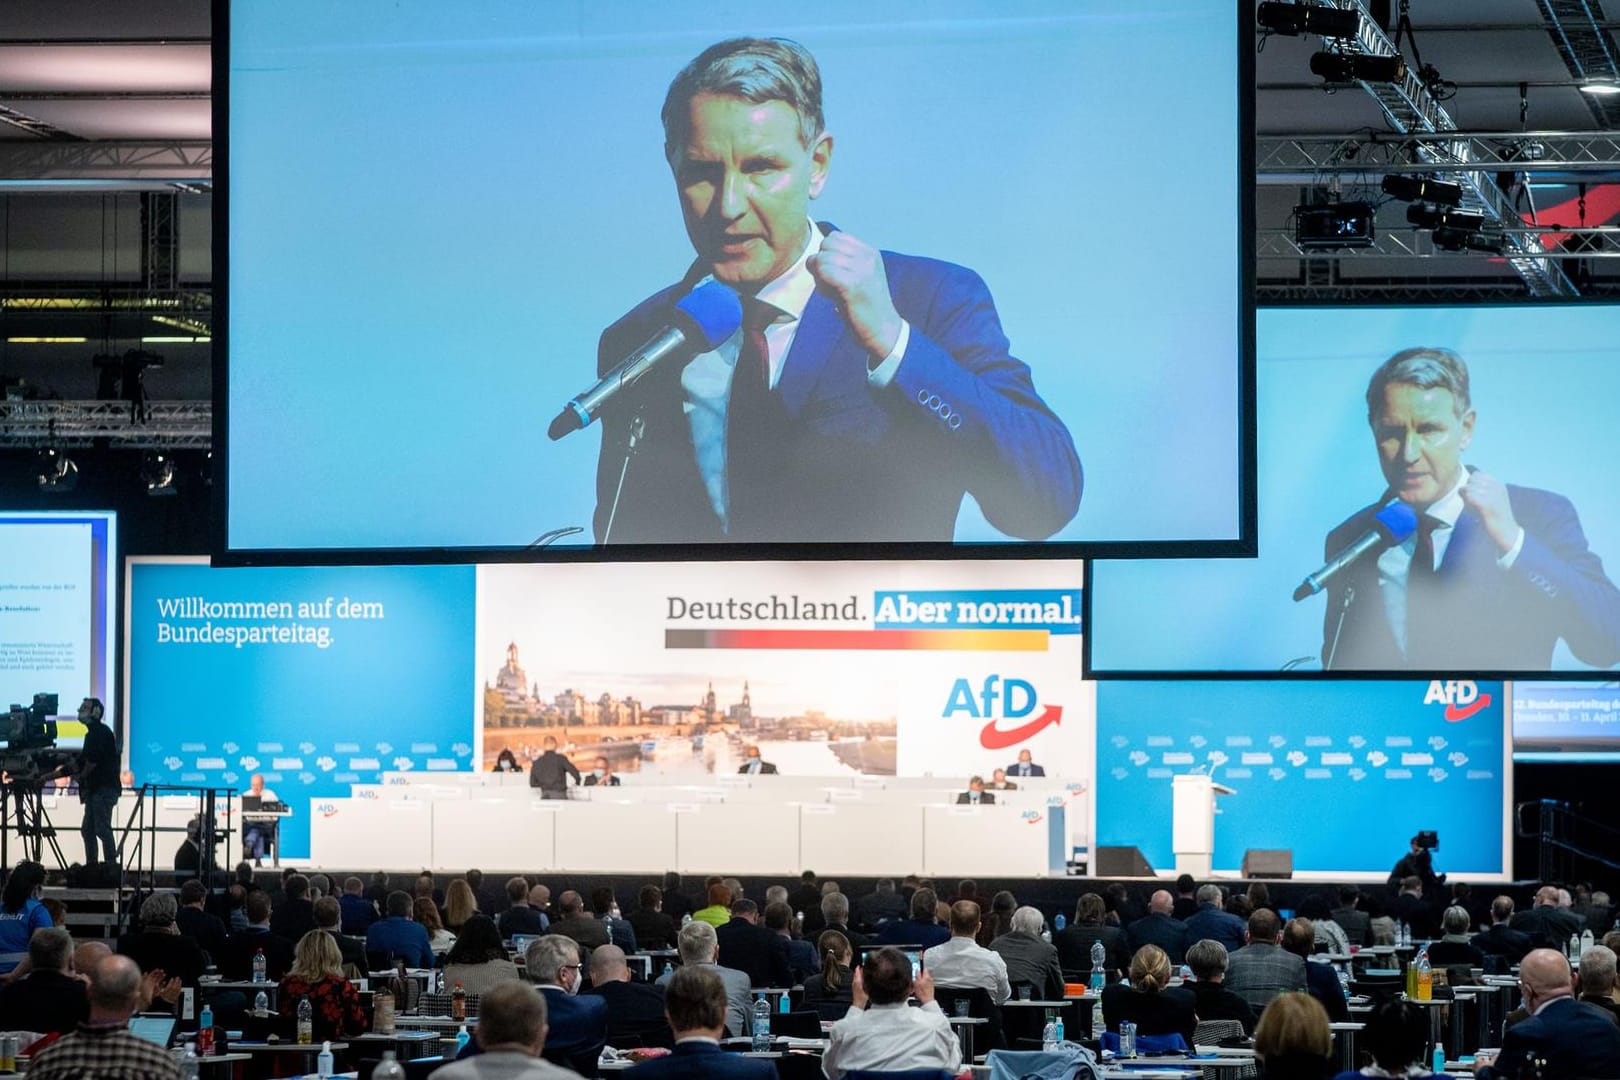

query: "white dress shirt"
left=681, top=221, right=910, bottom=528
left=922, top=934, right=1011, bottom=1004
left=822, top=1000, right=962, bottom=1079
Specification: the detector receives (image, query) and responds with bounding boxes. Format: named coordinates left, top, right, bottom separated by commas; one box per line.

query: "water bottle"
left=196, top=1003, right=215, bottom=1056
left=779, top=994, right=790, bottom=1014
left=252, top=948, right=267, bottom=983
left=253, top=990, right=269, bottom=1015
left=1053, top=1014, right=1065, bottom=1045
left=1570, top=933, right=1581, bottom=959
left=1055, top=913, right=1066, bottom=932
left=1338, top=967, right=1352, bottom=999
left=297, top=995, right=314, bottom=1044
left=662, top=962, right=674, bottom=980
left=177, top=1043, right=199, bottom=1080
left=681, top=913, right=692, bottom=927
left=1090, top=939, right=1106, bottom=994
left=1121, top=1020, right=1137, bottom=1058
left=1042, top=1014, right=1057, bottom=1051
left=374, top=1050, right=406, bottom=1080
left=751, top=994, right=771, bottom=1052
left=1415, top=946, right=1433, bottom=1002
left=1091, top=995, right=1105, bottom=1040
left=455, top=1024, right=470, bottom=1055
left=1042, top=925, right=1052, bottom=944
left=317, top=1041, right=334, bottom=1079
left=1432, top=1044, right=1445, bottom=1074
left=606, top=918, right=615, bottom=945
left=1582, top=929, right=1595, bottom=958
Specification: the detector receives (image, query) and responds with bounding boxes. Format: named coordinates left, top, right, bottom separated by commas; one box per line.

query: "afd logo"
left=1424, top=680, right=1492, bottom=722
left=1020, top=809, right=1045, bottom=826
left=943, top=675, right=1063, bottom=750
left=316, top=802, right=339, bottom=818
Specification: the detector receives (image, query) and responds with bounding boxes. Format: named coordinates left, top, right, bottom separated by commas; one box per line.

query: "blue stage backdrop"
left=126, top=559, right=477, bottom=857
left=1095, top=679, right=1509, bottom=877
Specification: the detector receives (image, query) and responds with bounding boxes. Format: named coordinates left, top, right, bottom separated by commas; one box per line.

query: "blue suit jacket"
left=538, top=986, right=608, bottom=1068
left=592, top=226, right=1081, bottom=545
left=1182, top=904, right=1248, bottom=955
left=1322, top=480, right=1620, bottom=671
left=624, top=1040, right=776, bottom=1080
left=1481, top=996, right=1620, bottom=1080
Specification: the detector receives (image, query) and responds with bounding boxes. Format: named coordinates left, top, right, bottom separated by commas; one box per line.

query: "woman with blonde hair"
left=1254, top=992, right=1334, bottom=1080
left=278, top=930, right=368, bottom=1041
left=415, top=896, right=456, bottom=956
left=1099, top=944, right=1196, bottom=1045
left=444, top=878, right=478, bottom=932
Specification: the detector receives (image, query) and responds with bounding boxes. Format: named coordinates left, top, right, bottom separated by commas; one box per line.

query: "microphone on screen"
left=1292, top=500, right=1420, bottom=602
left=547, top=278, right=743, bottom=440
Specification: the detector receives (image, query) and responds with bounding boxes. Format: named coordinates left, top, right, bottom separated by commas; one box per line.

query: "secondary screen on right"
left=1513, top=681, right=1620, bottom=760
left=1089, top=305, right=1620, bottom=677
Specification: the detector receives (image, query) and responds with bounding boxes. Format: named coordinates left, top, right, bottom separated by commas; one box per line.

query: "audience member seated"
left=278, top=930, right=369, bottom=1042
left=175, top=879, right=229, bottom=967
left=446, top=879, right=480, bottom=933
left=628, top=885, right=677, bottom=951
left=819, top=891, right=874, bottom=948
left=1576, top=945, right=1620, bottom=1023
left=1390, top=876, right=1436, bottom=940
left=1184, top=884, right=1249, bottom=955
left=803, top=930, right=856, bottom=1021
left=1172, top=875, right=1200, bottom=921
left=365, top=890, right=435, bottom=969
left=976, top=890, right=1017, bottom=947
left=1127, top=890, right=1191, bottom=965
left=1331, top=886, right=1372, bottom=948
left=116, top=892, right=207, bottom=988
left=765, top=901, right=820, bottom=984
left=1254, top=992, right=1335, bottom=1080
left=872, top=887, right=945, bottom=948
left=24, top=955, right=179, bottom=1080
left=445, top=915, right=522, bottom=996
left=1101, top=944, right=1196, bottom=1045
left=0, top=927, right=89, bottom=1035
left=364, top=872, right=391, bottom=909
left=691, top=883, right=733, bottom=929
left=1473, top=896, right=1534, bottom=964
left=589, top=887, right=637, bottom=951
left=1427, top=905, right=1487, bottom=969
left=853, top=879, right=908, bottom=932
left=990, top=905, right=1064, bottom=1001
left=218, top=889, right=294, bottom=981
left=525, top=935, right=607, bottom=1075
left=1055, top=892, right=1131, bottom=980
left=339, top=876, right=378, bottom=935
left=659, top=873, right=695, bottom=926
left=585, top=944, right=670, bottom=1048
left=418, top=897, right=458, bottom=957
left=498, top=877, right=548, bottom=940
left=1475, top=949, right=1620, bottom=1080
left=822, top=946, right=962, bottom=1078
left=923, top=900, right=1011, bottom=1004
left=1, top=860, right=52, bottom=977
left=270, top=874, right=318, bottom=943
left=626, top=965, right=774, bottom=1079
left=1296, top=895, right=1351, bottom=957
left=1510, top=887, right=1585, bottom=951
left=1170, top=938, right=1258, bottom=1034
left=715, top=899, right=791, bottom=988
left=434, top=981, right=582, bottom=1080
left=1226, top=909, right=1307, bottom=1013
left=655, top=921, right=753, bottom=1037
left=548, top=891, right=608, bottom=951
left=172, top=817, right=218, bottom=873
left=314, top=895, right=367, bottom=972
left=1332, top=998, right=1431, bottom=1080
left=1283, top=918, right=1348, bottom=1023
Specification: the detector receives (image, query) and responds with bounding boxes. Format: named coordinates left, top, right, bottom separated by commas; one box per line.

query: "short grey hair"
left=1442, top=905, right=1472, bottom=935
left=1366, top=347, right=1472, bottom=422
left=1186, top=938, right=1229, bottom=980
left=1582, top=945, right=1618, bottom=995
left=1010, top=906, right=1045, bottom=937
left=140, top=891, right=178, bottom=927
left=308, top=873, right=331, bottom=898
left=677, top=919, right=719, bottom=965
left=29, top=926, right=74, bottom=971
left=1196, top=884, right=1223, bottom=906
left=821, top=891, right=850, bottom=925
left=524, top=935, right=578, bottom=985
left=765, top=885, right=788, bottom=907
left=661, top=38, right=825, bottom=157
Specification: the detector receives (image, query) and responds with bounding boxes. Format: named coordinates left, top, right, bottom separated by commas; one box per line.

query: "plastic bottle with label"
left=196, top=1003, right=215, bottom=1056
left=252, top=948, right=267, bottom=983
left=1090, top=940, right=1106, bottom=995
left=1042, top=1014, right=1057, bottom=1051
left=297, top=996, right=314, bottom=1044
left=374, top=1050, right=405, bottom=1080
left=751, top=994, right=772, bottom=1052
left=317, top=1041, right=334, bottom=1079
left=1415, top=946, right=1433, bottom=1002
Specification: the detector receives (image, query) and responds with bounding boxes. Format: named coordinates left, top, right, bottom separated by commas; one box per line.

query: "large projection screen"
left=1089, top=304, right=1620, bottom=679
left=219, top=0, right=1250, bottom=561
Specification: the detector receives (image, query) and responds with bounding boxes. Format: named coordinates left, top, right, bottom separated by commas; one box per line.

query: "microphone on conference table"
left=1291, top=500, right=1419, bottom=602
left=546, top=278, right=743, bottom=440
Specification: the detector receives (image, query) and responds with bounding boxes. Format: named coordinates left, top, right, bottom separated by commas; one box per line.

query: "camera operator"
left=75, top=698, right=121, bottom=872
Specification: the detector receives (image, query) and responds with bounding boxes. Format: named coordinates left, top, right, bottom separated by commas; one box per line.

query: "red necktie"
left=725, top=299, right=785, bottom=537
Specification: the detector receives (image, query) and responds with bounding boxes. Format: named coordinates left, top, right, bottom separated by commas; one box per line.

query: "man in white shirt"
left=822, top=947, right=962, bottom=1079
left=922, top=900, right=1011, bottom=1005
left=433, top=982, right=581, bottom=1080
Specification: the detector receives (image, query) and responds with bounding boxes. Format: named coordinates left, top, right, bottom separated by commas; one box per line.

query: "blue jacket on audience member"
left=619, top=1039, right=776, bottom=1079
left=364, top=915, right=434, bottom=968
left=1183, top=904, right=1249, bottom=955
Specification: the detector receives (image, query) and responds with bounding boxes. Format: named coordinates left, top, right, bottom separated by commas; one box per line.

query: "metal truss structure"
left=1258, top=131, right=1620, bottom=179
left=1260, top=226, right=1620, bottom=258
left=0, top=400, right=212, bottom=448
left=0, top=140, right=212, bottom=182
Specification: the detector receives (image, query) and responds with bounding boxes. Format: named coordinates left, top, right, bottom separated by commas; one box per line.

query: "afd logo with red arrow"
left=1424, top=679, right=1492, bottom=722
left=942, top=675, right=1063, bottom=749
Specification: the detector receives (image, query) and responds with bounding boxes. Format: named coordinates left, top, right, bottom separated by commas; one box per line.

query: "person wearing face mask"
left=523, top=935, right=606, bottom=1075
left=736, top=745, right=778, bottom=775
left=582, top=756, right=621, bottom=787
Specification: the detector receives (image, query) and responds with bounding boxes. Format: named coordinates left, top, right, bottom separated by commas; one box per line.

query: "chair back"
left=774, top=1009, right=824, bottom=1038
left=931, top=984, right=1006, bottom=1052
left=1101, top=1031, right=1188, bottom=1054
left=1191, top=1018, right=1246, bottom=1048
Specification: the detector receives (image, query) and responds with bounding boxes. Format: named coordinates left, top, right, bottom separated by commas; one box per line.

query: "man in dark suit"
left=1007, top=749, right=1046, bottom=778
left=269, top=873, right=316, bottom=942
left=586, top=945, right=671, bottom=1048
left=715, top=899, right=791, bottom=988
left=525, top=936, right=608, bottom=1075
left=1331, top=886, right=1372, bottom=948
left=1576, top=944, right=1620, bottom=1024
left=582, top=756, right=622, bottom=787
left=1170, top=938, right=1257, bottom=1034
left=956, top=776, right=995, bottom=805
left=1391, top=877, right=1436, bottom=940
left=787, top=872, right=821, bottom=919
left=853, top=879, right=908, bottom=931
left=1284, top=918, right=1348, bottom=1022
left=990, top=906, right=1065, bottom=1001
left=1476, top=949, right=1620, bottom=1079
left=0, top=928, right=89, bottom=1035
left=339, top=876, right=378, bottom=935
left=1511, top=886, right=1585, bottom=950
left=1184, top=885, right=1248, bottom=955
left=497, top=877, right=547, bottom=939
left=175, top=879, right=229, bottom=967
left=1319, top=347, right=1620, bottom=671
left=528, top=737, right=580, bottom=799
left=116, top=892, right=207, bottom=989
left=590, top=887, right=638, bottom=952
left=220, top=889, right=296, bottom=981
left=736, top=746, right=777, bottom=775
left=313, top=896, right=367, bottom=971
left=1474, top=895, right=1535, bottom=963
left=873, top=887, right=947, bottom=949
left=628, top=885, right=678, bottom=952
left=548, top=890, right=609, bottom=951
left=1225, top=909, right=1306, bottom=1013
left=437, top=982, right=580, bottom=1080
left=1127, top=890, right=1190, bottom=966
left=626, top=965, right=775, bottom=1079
left=590, top=37, right=1080, bottom=548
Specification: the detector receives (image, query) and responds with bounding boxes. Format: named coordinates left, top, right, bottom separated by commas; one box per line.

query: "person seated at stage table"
left=629, top=966, right=774, bottom=1080
left=1473, top=949, right=1620, bottom=1080
left=1331, top=998, right=1430, bottom=1080
left=991, top=905, right=1064, bottom=1001
left=872, top=887, right=944, bottom=948
left=417, top=896, right=458, bottom=957
left=242, top=773, right=282, bottom=862
left=444, top=915, right=522, bottom=996
left=1056, top=891, right=1131, bottom=980
left=691, top=883, right=733, bottom=929
left=339, top=876, right=378, bottom=935
left=716, top=898, right=791, bottom=989
left=1169, top=938, right=1258, bottom=1035
left=765, top=901, right=820, bottom=984
left=1184, top=884, right=1249, bottom=955
left=1128, top=889, right=1191, bottom=966
left=737, top=745, right=778, bottom=775
left=1007, top=748, right=1045, bottom=778
left=1473, top=895, right=1534, bottom=964
left=1283, top=918, right=1349, bottom=1023
left=589, top=887, right=637, bottom=952
left=655, top=920, right=753, bottom=1037
left=278, top=930, right=369, bottom=1042
left=583, top=756, right=621, bottom=786
left=1226, top=909, right=1307, bottom=1014
left=446, top=879, right=481, bottom=933
left=523, top=936, right=607, bottom=1072
left=1255, top=992, right=1335, bottom=1080
left=802, top=930, right=855, bottom=1020
left=585, top=943, right=671, bottom=1048
left=1427, top=905, right=1487, bottom=969
left=500, top=877, right=549, bottom=940
left=628, top=885, right=677, bottom=951
left=115, top=891, right=207, bottom=989
left=923, top=900, right=1011, bottom=1004
left=956, top=775, right=995, bottom=805
left=822, top=946, right=962, bottom=1079
left=548, top=891, right=609, bottom=951
left=434, top=981, right=582, bottom=1080
left=988, top=767, right=1017, bottom=792
left=491, top=748, right=523, bottom=773
left=365, top=890, right=435, bottom=970
left=1576, top=945, right=1620, bottom=1023
left=1101, top=944, right=1196, bottom=1044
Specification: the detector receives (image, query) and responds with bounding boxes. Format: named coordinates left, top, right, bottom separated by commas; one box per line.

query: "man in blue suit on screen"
left=1321, top=347, right=1620, bottom=671
left=592, top=37, right=1081, bottom=545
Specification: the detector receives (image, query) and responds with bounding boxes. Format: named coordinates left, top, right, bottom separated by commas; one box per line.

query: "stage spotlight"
left=1382, top=175, right=1464, bottom=206
left=1256, top=2, right=1361, bottom=39
left=1310, top=51, right=1406, bottom=84
left=1433, top=226, right=1506, bottom=254
left=1294, top=201, right=1377, bottom=249
left=37, top=448, right=78, bottom=493
left=1405, top=204, right=1485, bottom=231
left=1580, top=79, right=1620, bottom=96
left=141, top=451, right=178, bottom=497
